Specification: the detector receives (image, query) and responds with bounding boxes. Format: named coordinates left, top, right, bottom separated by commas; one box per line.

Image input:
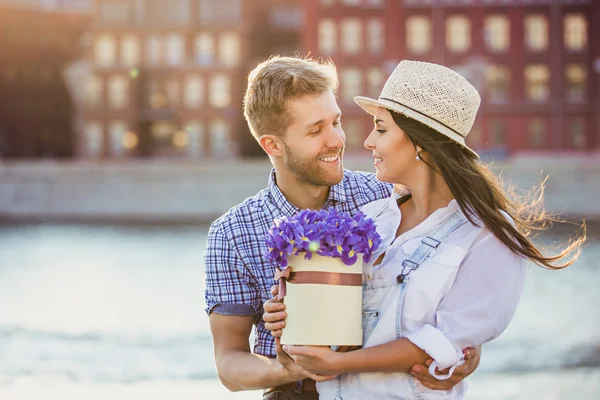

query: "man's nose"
left=325, top=126, right=345, bottom=149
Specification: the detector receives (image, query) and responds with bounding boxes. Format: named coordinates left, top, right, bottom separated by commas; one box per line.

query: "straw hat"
left=355, top=60, right=481, bottom=158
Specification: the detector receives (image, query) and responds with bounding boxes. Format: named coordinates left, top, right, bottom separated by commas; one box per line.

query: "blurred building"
left=79, top=0, right=301, bottom=159
left=0, top=0, right=91, bottom=159
left=301, top=0, right=600, bottom=156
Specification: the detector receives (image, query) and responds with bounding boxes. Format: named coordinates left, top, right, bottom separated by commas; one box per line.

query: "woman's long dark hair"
left=391, top=112, right=585, bottom=269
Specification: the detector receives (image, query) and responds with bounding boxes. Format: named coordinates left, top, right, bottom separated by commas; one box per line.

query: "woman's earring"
left=415, top=150, right=421, bottom=161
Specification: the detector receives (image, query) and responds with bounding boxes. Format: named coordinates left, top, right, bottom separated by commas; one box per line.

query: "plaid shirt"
left=204, top=169, right=392, bottom=358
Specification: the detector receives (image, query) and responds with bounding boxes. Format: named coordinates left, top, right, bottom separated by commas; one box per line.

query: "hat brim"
left=354, top=96, right=479, bottom=159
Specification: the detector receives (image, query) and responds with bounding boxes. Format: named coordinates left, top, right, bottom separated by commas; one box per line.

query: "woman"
left=263, top=60, right=585, bottom=399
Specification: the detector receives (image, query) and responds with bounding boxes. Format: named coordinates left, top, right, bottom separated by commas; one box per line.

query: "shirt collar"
left=267, top=169, right=299, bottom=217
left=266, top=169, right=349, bottom=216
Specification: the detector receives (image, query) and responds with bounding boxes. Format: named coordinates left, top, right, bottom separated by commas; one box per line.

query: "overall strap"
left=397, top=210, right=468, bottom=283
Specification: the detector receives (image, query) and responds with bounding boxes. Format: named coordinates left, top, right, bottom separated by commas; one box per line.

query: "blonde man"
left=204, top=56, right=479, bottom=399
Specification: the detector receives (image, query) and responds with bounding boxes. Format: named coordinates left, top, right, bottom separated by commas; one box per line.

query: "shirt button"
left=396, top=274, right=404, bottom=283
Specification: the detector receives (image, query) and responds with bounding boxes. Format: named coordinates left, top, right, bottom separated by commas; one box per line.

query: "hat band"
left=379, top=97, right=466, bottom=139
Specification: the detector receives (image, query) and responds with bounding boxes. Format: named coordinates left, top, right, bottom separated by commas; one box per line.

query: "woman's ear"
left=259, top=135, right=285, bottom=157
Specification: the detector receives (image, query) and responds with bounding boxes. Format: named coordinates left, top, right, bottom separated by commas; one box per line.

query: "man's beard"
left=283, top=141, right=344, bottom=187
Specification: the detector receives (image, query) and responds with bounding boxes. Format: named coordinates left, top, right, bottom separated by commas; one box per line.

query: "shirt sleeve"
left=406, top=231, right=528, bottom=379
left=204, top=221, right=262, bottom=319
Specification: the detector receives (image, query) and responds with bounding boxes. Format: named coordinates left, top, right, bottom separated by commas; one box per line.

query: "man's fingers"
left=263, top=310, right=287, bottom=323
left=270, top=285, right=279, bottom=296
left=462, top=347, right=475, bottom=359
left=282, top=345, right=307, bottom=357
left=310, top=374, right=337, bottom=382
left=263, top=299, right=285, bottom=313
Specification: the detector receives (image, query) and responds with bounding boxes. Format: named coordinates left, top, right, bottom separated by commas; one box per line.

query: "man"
left=205, top=56, right=480, bottom=399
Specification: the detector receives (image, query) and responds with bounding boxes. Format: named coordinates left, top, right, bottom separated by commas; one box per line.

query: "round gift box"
left=279, top=254, right=363, bottom=346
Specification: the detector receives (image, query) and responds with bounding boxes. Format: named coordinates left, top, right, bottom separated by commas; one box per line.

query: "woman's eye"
left=311, top=129, right=321, bottom=135
left=376, top=129, right=386, bottom=134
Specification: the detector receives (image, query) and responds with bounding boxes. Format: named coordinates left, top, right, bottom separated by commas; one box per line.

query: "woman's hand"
left=276, top=338, right=337, bottom=382
left=410, top=346, right=482, bottom=390
left=282, top=344, right=343, bottom=376
left=263, top=285, right=286, bottom=337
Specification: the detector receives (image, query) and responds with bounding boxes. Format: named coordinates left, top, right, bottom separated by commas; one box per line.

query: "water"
left=0, top=223, right=598, bottom=399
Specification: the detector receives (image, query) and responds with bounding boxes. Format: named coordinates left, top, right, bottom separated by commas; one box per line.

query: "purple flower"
left=264, top=207, right=382, bottom=268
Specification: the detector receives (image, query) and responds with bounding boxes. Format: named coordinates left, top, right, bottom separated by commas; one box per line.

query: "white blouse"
left=360, top=191, right=529, bottom=375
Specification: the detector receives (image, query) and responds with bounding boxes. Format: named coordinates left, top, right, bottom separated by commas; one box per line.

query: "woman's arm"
left=282, top=232, right=527, bottom=378
left=282, top=337, right=428, bottom=376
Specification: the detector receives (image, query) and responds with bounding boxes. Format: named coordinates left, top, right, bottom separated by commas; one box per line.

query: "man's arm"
left=210, top=313, right=304, bottom=391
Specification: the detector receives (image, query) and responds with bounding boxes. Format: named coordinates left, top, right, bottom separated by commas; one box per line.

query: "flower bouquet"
left=265, top=208, right=381, bottom=346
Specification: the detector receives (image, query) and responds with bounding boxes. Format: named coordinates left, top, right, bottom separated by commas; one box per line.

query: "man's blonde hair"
left=243, top=56, right=338, bottom=140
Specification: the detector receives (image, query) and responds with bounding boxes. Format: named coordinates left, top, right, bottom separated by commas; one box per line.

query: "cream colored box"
left=280, top=254, right=363, bottom=346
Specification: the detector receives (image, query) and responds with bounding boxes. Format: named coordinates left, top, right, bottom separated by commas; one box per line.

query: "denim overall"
left=317, top=210, right=469, bottom=400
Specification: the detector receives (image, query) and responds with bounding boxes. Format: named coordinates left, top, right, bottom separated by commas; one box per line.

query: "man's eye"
left=333, top=120, right=341, bottom=126
left=311, top=129, right=321, bottom=135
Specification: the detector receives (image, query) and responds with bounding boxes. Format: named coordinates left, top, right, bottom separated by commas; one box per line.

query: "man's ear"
left=259, top=135, right=285, bottom=157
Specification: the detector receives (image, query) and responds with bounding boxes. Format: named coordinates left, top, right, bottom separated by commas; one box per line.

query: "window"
left=84, top=121, right=103, bottom=157
left=528, top=118, right=546, bottom=148
left=145, top=35, right=162, bottom=65
left=485, top=65, right=510, bottom=103
left=219, top=32, right=241, bottom=67
left=524, top=14, right=548, bottom=52
left=210, top=120, right=232, bottom=156
left=269, top=5, right=303, bottom=28
left=95, top=34, right=117, bottom=67
left=98, top=0, right=137, bottom=24
left=367, top=18, right=384, bottom=54
left=367, top=68, right=384, bottom=99
left=489, top=119, right=506, bottom=148
left=484, top=15, right=510, bottom=52
left=165, top=33, right=185, bottom=66
left=341, top=68, right=362, bottom=102
left=121, top=34, right=140, bottom=66
left=569, top=118, right=586, bottom=149
left=199, top=0, right=242, bottom=25
left=446, top=15, right=471, bottom=53
left=564, top=14, right=587, bottom=51
left=341, top=18, right=362, bottom=54
left=566, top=64, right=586, bottom=103
left=184, top=75, right=204, bottom=108
left=166, top=78, right=180, bottom=107
left=145, top=78, right=167, bottom=109
left=109, top=120, right=129, bottom=156
left=195, top=33, right=214, bottom=65
left=525, top=65, right=550, bottom=102
left=210, top=74, right=231, bottom=108
left=319, top=19, right=337, bottom=55
left=406, top=16, right=432, bottom=54
left=108, top=75, right=129, bottom=109
left=185, top=121, right=205, bottom=156
left=144, top=0, right=190, bottom=25
left=342, top=119, right=363, bottom=150
left=86, top=75, right=103, bottom=109
left=342, top=0, right=360, bottom=5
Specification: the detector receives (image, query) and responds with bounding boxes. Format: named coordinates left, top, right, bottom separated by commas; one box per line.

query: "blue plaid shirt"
left=204, top=169, right=392, bottom=358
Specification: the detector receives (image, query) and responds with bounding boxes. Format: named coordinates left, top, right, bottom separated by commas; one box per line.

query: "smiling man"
left=204, top=56, right=479, bottom=399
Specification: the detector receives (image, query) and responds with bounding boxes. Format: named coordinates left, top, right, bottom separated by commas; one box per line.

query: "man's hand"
left=263, top=285, right=286, bottom=338
left=410, top=346, right=481, bottom=390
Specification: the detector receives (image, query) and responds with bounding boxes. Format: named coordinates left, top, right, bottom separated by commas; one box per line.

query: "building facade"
left=0, top=1, right=91, bottom=159
left=79, top=0, right=302, bottom=159
left=301, top=0, right=600, bottom=156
